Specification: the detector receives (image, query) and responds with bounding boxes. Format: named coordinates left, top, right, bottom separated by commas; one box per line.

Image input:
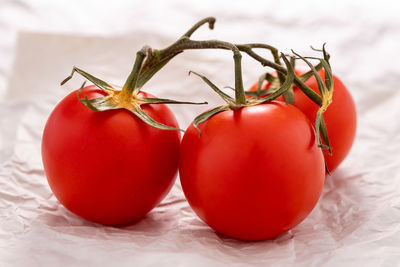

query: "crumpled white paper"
left=1, top=1, right=400, bottom=266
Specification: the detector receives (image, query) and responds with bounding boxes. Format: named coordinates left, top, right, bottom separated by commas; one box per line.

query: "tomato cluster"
left=41, top=17, right=356, bottom=241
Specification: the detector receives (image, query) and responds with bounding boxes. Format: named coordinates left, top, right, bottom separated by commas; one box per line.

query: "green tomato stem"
left=121, top=48, right=147, bottom=96
left=233, top=51, right=246, bottom=105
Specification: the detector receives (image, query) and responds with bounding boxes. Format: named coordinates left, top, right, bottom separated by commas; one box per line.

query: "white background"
left=0, top=0, right=399, bottom=266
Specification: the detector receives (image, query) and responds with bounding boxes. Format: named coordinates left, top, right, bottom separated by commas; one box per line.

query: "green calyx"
left=59, top=17, right=221, bottom=133
left=291, top=47, right=333, bottom=156
left=186, top=38, right=334, bottom=174
left=190, top=52, right=296, bottom=135
left=242, top=44, right=334, bottom=172
left=61, top=66, right=206, bottom=132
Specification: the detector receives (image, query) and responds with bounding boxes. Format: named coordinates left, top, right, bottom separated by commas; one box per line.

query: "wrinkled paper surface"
left=1, top=1, right=400, bottom=266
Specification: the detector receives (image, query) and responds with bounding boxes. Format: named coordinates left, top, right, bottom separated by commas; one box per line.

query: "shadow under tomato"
left=36, top=204, right=171, bottom=241
left=213, top=229, right=294, bottom=244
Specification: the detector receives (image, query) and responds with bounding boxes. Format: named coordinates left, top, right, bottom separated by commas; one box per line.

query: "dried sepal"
left=292, top=51, right=327, bottom=95
left=311, top=43, right=331, bottom=64
left=265, top=73, right=279, bottom=87
left=245, top=87, right=275, bottom=97
left=319, top=114, right=332, bottom=154
left=253, top=53, right=295, bottom=105
left=78, top=95, right=118, bottom=112
left=315, top=111, right=330, bottom=150
left=193, top=106, right=229, bottom=136
left=318, top=57, right=333, bottom=92
left=316, top=111, right=332, bottom=174
left=292, top=50, right=334, bottom=155
left=131, top=106, right=184, bottom=132
left=298, top=61, right=323, bottom=82
left=283, top=86, right=294, bottom=105
left=256, top=73, right=267, bottom=98
left=142, top=97, right=207, bottom=105
left=76, top=81, right=117, bottom=112
left=188, top=71, right=235, bottom=105
left=293, top=76, right=323, bottom=106
left=62, top=66, right=115, bottom=93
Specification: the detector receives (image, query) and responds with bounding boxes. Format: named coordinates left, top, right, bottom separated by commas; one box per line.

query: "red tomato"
left=42, top=85, right=180, bottom=225
left=179, top=102, right=325, bottom=241
left=249, top=70, right=357, bottom=172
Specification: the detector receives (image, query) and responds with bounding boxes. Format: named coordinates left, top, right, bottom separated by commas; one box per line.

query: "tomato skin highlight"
left=249, top=70, right=357, bottom=172
left=179, top=102, right=325, bottom=241
left=42, top=85, right=180, bottom=225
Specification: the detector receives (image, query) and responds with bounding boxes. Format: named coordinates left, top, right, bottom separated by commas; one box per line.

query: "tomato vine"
left=60, top=16, right=334, bottom=153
